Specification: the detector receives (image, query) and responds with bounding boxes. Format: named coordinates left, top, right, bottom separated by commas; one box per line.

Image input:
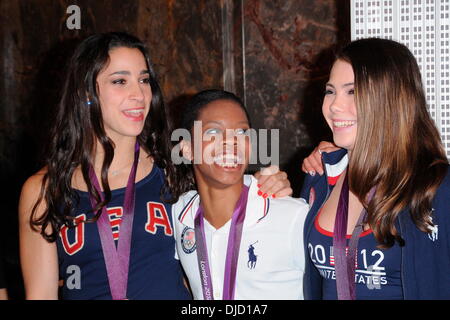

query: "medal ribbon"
left=194, top=184, right=249, bottom=300
left=333, top=172, right=375, bottom=300
left=88, top=141, right=140, bottom=300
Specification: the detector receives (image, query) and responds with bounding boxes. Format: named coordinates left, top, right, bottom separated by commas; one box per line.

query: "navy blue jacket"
left=300, top=149, right=450, bottom=299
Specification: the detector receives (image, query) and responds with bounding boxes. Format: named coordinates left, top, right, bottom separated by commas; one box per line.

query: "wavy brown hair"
left=31, top=32, right=187, bottom=242
left=340, top=38, right=448, bottom=248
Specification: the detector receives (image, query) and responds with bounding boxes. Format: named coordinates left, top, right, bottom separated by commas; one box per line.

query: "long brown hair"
left=31, top=32, right=188, bottom=242
left=340, top=38, right=448, bottom=248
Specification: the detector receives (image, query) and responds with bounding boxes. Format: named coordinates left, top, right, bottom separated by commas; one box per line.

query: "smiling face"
left=190, top=99, right=251, bottom=189
left=322, top=59, right=357, bottom=151
left=96, top=47, right=152, bottom=142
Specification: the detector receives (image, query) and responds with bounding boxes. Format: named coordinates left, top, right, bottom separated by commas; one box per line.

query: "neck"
left=94, top=136, right=138, bottom=173
left=197, top=179, right=244, bottom=229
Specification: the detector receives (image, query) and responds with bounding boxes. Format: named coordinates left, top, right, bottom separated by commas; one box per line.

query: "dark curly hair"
left=31, top=32, right=186, bottom=242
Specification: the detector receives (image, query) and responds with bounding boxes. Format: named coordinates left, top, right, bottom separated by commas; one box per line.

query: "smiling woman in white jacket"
left=172, top=89, right=308, bottom=300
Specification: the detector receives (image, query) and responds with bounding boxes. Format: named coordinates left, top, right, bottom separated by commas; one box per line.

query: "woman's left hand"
left=254, top=165, right=292, bottom=199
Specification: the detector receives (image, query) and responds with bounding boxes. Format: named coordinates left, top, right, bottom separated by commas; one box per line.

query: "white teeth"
left=213, top=154, right=242, bottom=168
left=124, top=110, right=143, bottom=115
left=333, top=120, right=356, bottom=128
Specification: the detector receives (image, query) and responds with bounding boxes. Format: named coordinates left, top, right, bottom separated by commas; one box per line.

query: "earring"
left=87, top=100, right=92, bottom=106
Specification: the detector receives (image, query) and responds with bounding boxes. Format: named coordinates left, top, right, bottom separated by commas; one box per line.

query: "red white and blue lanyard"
left=333, top=172, right=375, bottom=300
left=194, top=184, right=249, bottom=300
left=88, top=141, right=140, bottom=300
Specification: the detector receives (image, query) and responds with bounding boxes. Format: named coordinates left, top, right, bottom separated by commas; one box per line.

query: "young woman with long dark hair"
left=300, top=38, right=450, bottom=299
left=18, top=32, right=290, bottom=300
left=172, top=89, right=308, bottom=300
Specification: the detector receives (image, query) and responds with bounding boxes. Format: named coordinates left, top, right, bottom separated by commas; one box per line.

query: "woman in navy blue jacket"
left=300, top=38, right=450, bottom=299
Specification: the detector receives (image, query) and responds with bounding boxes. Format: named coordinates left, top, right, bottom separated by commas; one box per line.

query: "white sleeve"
left=174, top=245, right=179, bottom=260
left=171, top=203, right=180, bottom=260
left=290, top=200, right=309, bottom=272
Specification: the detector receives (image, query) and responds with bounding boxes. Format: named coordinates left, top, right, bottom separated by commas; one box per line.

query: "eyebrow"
left=326, top=82, right=354, bottom=88
left=108, top=70, right=150, bottom=76
left=204, top=120, right=249, bottom=125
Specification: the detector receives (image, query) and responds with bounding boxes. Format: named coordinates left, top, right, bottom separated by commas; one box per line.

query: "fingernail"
left=319, top=171, right=324, bottom=176
left=309, top=171, right=316, bottom=176
left=257, top=184, right=261, bottom=188
left=272, top=194, right=276, bottom=199
left=258, top=190, right=263, bottom=196
left=263, top=193, right=268, bottom=199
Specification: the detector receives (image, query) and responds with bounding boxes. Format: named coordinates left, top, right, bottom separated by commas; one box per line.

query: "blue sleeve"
left=300, top=172, right=315, bottom=203
left=300, top=172, right=324, bottom=299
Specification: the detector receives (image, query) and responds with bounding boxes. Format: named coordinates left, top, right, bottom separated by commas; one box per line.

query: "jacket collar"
left=177, top=175, right=270, bottom=229
left=322, top=149, right=348, bottom=186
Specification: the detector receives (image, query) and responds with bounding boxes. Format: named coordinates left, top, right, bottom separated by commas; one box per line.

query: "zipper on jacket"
left=397, top=216, right=407, bottom=299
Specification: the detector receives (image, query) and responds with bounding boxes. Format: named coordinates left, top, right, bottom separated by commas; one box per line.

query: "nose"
left=129, top=80, right=145, bottom=102
left=221, top=129, right=239, bottom=153
left=329, top=93, right=345, bottom=114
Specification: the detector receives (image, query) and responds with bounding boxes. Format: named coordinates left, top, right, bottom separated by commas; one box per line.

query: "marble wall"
left=0, top=0, right=349, bottom=297
left=238, top=0, right=350, bottom=188
left=0, top=0, right=224, bottom=298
